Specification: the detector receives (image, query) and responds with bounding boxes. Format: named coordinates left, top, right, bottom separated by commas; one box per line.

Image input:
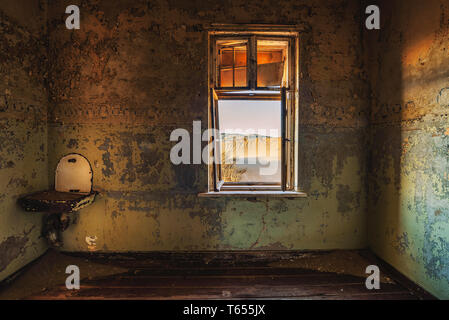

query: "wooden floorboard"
left=27, top=270, right=418, bottom=300
left=79, top=274, right=381, bottom=288
left=30, top=284, right=419, bottom=300
left=18, top=250, right=432, bottom=300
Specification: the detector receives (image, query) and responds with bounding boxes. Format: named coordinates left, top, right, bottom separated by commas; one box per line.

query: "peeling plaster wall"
left=365, top=0, right=449, bottom=299
left=46, top=0, right=369, bottom=252
left=0, top=0, right=48, bottom=281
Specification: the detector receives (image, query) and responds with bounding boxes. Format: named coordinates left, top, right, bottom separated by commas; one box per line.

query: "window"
left=208, top=28, right=299, bottom=193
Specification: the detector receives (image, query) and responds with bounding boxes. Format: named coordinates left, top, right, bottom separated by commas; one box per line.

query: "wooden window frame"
left=207, top=27, right=300, bottom=194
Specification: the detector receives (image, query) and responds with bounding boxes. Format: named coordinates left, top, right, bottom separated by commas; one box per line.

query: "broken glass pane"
left=257, top=40, right=288, bottom=88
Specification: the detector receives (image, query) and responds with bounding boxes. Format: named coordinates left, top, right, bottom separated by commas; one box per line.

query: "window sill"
left=198, top=191, right=307, bottom=198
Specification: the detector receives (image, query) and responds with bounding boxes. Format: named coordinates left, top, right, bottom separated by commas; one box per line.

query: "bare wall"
left=365, top=0, right=449, bottom=299
left=45, top=0, right=369, bottom=252
left=0, top=0, right=48, bottom=281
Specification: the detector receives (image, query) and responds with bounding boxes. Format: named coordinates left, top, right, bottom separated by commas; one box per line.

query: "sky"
left=218, top=100, right=281, bottom=137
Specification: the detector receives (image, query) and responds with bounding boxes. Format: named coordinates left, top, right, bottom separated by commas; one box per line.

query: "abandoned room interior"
left=0, top=0, right=448, bottom=302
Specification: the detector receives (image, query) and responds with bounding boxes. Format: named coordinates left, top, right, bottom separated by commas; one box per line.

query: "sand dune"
left=220, top=134, right=281, bottom=182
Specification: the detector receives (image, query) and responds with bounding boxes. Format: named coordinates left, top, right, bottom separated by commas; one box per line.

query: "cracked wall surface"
left=0, top=0, right=48, bottom=281
left=365, top=0, right=449, bottom=299
left=46, top=0, right=369, bottom=252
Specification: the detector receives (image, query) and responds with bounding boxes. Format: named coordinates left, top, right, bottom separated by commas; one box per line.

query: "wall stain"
left=0, top=1, right=48, bottom=281
left=0, top=235, right=29, bottom=273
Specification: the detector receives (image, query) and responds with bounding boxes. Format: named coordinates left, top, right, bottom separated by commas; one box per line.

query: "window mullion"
left=249, top=36, right=257, bottom=90
left=232, top=47, right=235, bottom=87
left=281, top=87, right=287, bottom=191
